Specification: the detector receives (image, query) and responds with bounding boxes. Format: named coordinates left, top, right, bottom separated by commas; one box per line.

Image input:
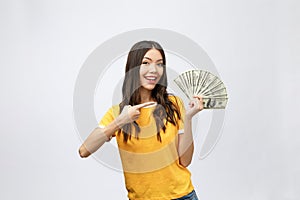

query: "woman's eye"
left=157, top=63, right=164, bottom=67
left=142, top=61, right=149, bottom=65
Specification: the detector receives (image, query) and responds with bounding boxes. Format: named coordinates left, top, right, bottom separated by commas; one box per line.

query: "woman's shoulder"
left=168, top=94, right=183, bottom=104
left=104, top=104, right=120, bottom=118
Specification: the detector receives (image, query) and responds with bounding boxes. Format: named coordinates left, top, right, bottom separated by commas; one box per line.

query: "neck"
left=140, top=88, right=154, bottom=103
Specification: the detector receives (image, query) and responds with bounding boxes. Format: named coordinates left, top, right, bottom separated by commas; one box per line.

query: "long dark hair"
left=119, top=40, right=181, bottom=142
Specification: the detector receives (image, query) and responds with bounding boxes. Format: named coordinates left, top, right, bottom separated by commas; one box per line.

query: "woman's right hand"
left=116, top=102, right=156, bottom=127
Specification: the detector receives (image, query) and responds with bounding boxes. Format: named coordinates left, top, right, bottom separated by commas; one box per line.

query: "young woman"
left=79, top=40, right=203, bottom=200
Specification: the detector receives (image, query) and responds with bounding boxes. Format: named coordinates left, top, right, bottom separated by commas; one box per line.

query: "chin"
left=146, top=86, right=156, bottom=91
left=141, top=84, right=156, bottom=91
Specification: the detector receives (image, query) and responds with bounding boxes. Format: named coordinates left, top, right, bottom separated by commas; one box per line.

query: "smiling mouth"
left=145, top=76, right=157, bottom=80
left=144, top=76, right=158, bottom=84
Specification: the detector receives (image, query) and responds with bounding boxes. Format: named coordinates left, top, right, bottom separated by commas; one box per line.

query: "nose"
left=149, top=63, right=158, bottom=73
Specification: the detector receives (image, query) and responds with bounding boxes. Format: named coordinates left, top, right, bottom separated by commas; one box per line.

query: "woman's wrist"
left=185, top=113, right=193, bottom=121
left=115, top=116, right=125, bottom=128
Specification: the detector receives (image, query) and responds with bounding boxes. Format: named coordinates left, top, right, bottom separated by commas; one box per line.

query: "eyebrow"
left=143, top=57, right=163, bottom=62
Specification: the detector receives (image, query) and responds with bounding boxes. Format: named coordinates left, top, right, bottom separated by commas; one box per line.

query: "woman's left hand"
left=186, top=95, right=204, bottom=119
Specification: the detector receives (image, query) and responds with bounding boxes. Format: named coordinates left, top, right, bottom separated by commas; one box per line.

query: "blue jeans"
left=129, top=190, right=199, bottom=200
left=172, top=190, right=199, bottom=200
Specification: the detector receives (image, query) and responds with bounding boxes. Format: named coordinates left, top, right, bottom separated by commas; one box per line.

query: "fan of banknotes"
left=174, top=69, right=228, bottom=109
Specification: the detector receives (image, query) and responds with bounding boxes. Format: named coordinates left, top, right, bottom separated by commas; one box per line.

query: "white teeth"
left=145, top=77, right=156, bottom=80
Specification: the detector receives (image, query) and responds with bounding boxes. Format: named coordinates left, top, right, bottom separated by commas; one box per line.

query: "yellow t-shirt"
left=99, top=96, right=194, bottom=200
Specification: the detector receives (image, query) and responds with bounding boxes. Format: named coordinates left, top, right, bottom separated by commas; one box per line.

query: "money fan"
left=174, top=69, right=228, bottom=109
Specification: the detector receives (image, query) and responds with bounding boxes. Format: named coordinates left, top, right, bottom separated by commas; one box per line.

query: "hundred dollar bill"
left=180, top=73, right=190, bottom=97
left=205, top=88, right=227, bottom=96
left=185, top=71, right=193, bottom=96
left=174, top=77, right=192, bottom=99
left=201, top=81, right=224, bottom=95
left=203, top=97, right=228, bottom=109
left=195, top=70, right=208, bottom=95
left=191, top=70, right=199, bottom=95
left=203, top=94, right=228, bottom=98
left=199, top=72, right=219, bottom=95
left=173, top=69, right=228, bottom=109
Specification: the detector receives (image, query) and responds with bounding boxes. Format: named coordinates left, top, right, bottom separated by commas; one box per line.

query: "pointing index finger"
left=134, top=102, right=156, bottom=109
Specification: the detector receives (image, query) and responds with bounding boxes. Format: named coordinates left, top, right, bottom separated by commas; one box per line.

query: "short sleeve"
left=169, top=95, right=185, bottom=134
left=176, top=97, right=185, bottom=134
left=98, top=105, right=120, bottom=129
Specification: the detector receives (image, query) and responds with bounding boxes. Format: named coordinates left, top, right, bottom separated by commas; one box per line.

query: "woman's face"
left=139, top=48, right=164, bottom=91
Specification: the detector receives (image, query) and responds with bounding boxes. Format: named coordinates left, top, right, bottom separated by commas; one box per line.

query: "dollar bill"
left=199, top=72, right=219, bottom=94
left=202, top=97, right=228, bottom=109
left=173, top=69, right=228, bottom=109
left=174, top=77, right=192, bottom=99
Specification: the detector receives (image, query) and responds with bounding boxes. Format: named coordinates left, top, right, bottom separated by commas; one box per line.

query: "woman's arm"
left=177, top=96, right=203, bottom=167
left=177, top=115, right=194, bottom=167
left=78, top=102, right=155, bottom=158
left=78, top=120, right=120, bottom=158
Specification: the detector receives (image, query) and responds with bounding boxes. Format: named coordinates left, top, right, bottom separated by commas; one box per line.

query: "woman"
left=79, top=40, right=203, bottom=200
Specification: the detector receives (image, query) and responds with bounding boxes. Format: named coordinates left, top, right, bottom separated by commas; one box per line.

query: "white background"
left=1, top=0, right=299, bottom=200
